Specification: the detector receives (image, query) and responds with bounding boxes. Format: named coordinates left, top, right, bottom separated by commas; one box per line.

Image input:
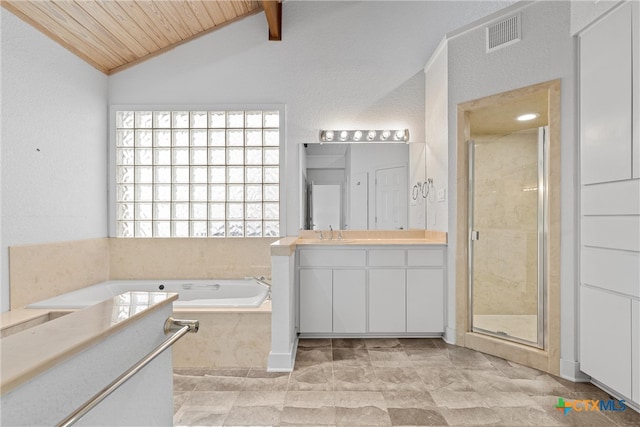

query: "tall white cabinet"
left=578, top=0, right=640, bottom=407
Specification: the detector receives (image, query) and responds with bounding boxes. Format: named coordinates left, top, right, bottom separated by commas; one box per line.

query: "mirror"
left=299, top=143, right=411, bottom=230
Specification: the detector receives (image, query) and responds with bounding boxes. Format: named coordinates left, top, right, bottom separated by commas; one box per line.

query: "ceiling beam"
left=261, top=0, right=282, bottom=41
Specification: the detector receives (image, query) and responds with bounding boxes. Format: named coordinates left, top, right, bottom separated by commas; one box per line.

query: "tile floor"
left=173, top=338, right=640, bottom=426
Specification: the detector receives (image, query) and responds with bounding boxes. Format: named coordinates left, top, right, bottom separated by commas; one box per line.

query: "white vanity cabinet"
left=297, top=245, right=445, bottom=336
left=369, top=269, right=406, bottom=333
left=299, top=269, right=333, bottom=333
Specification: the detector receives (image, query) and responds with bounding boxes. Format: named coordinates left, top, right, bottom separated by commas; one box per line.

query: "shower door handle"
left=471, top=230, right=480, bottom=241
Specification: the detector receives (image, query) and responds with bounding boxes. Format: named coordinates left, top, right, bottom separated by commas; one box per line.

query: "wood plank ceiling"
left=2, top=0, right=282, bottom=75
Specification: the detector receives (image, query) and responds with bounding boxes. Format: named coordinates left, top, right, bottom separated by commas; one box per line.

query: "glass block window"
left=114, top=110, right=280, bottom=238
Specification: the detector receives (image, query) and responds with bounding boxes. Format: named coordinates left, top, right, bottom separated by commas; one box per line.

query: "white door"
left=375, top=166, right=407, bottom=230
left=311, top=184, right=341, bottom=230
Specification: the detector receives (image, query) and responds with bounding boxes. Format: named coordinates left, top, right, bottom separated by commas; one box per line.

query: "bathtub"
left=27, top=279, right=270, bottom=309
left=26, top=279, right=272, bottom=368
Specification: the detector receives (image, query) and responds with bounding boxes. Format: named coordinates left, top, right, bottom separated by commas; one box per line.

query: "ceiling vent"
left=486, top=14, right=521, bottom=52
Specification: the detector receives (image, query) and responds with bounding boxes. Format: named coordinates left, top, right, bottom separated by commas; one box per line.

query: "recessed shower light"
left=517, top=113, right=539, bottom=121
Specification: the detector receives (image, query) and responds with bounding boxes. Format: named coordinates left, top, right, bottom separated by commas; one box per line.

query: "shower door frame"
left=467, top=126, right=548, bottom=350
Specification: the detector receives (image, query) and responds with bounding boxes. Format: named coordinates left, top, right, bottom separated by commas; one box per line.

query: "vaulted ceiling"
left=1, top=0, right=282, bottom=75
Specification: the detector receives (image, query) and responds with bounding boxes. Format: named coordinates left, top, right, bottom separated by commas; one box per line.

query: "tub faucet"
left=253, top=276, right=272, bottom=300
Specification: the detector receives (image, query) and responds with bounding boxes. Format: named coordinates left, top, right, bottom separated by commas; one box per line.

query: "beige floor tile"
left=415, top=366, right=471, bottom=392
left=285, top=391, right=335, bottom=407
left=438, top=407, right=502, bottom=426
left=382, top=391, right=437, bottom=409
left=242, top=368, right=291, bottom=391
left=335, top=406, right=391, bottom=426
left=492, top=406, right=564, bottom=426
left=193, top=374, right=246, bottom=391
left=172, top=339, right=640, bottom=427
left=174, top=407, right=227, bottom=427
left=296, top=348, right=333, bottom=366
left=289, top=363, right=334, bottom=391
left=333, top=338, right=366, bottom=349
left=223, top=405, right=282, bottom=426
left=365, top=338, right=402, bottom=349
left=369, top=348, right=411, bottom=367
left=181, top=390, right=240, bottom=411
left=429, top=389, right=489, bottom=409
left=298, top=338, right=332, bottom=349
left=333, top=365, right=380, bottom=391
left=374, top=366, right=428, bottom=392
left=388, top=407, right=448, bottom=426
left=332, top=348, right=371, bottom=366
left=234, top=390, right=287, bottom=408
left=281, top=406, right=337, bottom=425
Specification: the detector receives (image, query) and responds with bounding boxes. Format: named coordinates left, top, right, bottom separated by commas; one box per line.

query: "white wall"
left=0, top=10, right=108, bottom=312
left=444, top=1, right=578, bottom=373
left=107, top=1, right=516, bottom=237
left=424, top=40, right=449, bottom=233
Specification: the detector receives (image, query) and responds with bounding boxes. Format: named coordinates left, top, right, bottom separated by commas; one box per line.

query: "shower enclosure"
left=468, top=127, right=547, bottom=348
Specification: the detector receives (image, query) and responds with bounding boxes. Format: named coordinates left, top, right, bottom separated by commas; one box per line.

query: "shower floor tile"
left=173, top=338, right=640, bottom=426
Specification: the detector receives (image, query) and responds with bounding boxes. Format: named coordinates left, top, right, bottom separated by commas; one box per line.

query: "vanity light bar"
left=319, top=129, right=410, bottom=143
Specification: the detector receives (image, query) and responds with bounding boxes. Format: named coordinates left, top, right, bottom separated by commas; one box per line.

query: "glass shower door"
left=469, top=127, right=546, bottom=348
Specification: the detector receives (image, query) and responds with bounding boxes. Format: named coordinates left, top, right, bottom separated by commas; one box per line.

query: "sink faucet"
left=329, top=225, right=334, bottom=240
left=315, top=230, right=324, bottom=240
left=338, top=229, right=343, bottom=240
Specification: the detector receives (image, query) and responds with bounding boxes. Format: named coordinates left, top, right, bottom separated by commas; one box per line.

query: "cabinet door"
left=369, top=269, right=406, bottom=333
left=580, top=286, right=632, bottom=398
left=299, top=269, right=332, bottom=333
left=581, top=3, right=633, bottom=184
left=333, top=270, right=366, bottom=333
left=406, top=269, right=444, bottom=333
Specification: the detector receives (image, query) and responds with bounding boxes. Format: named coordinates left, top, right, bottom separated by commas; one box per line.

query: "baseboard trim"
left=267, top=335, right=299, bottom=372
left=444, top=327, right=456, bottom=345
left=560, top=359, right=591, bottom=382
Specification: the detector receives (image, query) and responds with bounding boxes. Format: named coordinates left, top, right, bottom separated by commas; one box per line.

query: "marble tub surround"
left=173, top=338, right=637, bottom=426
left=1, top=291, right=177, bottom=394
left=109, top=237, right=277, bottom=280
left=0, top=308, right=71, bottom=338
left=173, top=303, right=272, bottom=369
left=9, top=238, right=110, bottom=310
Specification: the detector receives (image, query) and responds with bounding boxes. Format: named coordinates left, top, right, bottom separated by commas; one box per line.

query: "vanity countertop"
left=1, top=291, right=177, bottom=395
left=271, top=230, right=447, bottom=255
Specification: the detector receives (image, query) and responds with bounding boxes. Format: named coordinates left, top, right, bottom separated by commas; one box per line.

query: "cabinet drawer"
left=407, top=249, right=444, bottom=267
left=299, top=249, right=366, bottom=267
left=369, top=250, right=405, bottom=266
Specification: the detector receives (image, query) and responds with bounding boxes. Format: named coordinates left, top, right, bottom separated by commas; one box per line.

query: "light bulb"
left=325, top=131, right=334, bottom=141
left=353, top=130, right=362, bottom=141
left=395, top=130, right=405, bottom=140
left=367, top=130, right=376, bottom=140
left=517, top=113, right=539, bottom=121
left=340, top=131, right=348, bottom=141
left=381, top=130, right=390, bottom=140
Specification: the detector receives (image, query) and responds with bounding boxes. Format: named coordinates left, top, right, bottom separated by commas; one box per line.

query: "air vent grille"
left=486, top=14, right=521, bottom=52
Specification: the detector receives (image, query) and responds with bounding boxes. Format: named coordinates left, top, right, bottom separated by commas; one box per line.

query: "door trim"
left=455, top=79, right=561, bottom=376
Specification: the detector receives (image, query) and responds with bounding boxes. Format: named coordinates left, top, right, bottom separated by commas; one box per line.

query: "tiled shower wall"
left=9, top=237, right=276, bottom=309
